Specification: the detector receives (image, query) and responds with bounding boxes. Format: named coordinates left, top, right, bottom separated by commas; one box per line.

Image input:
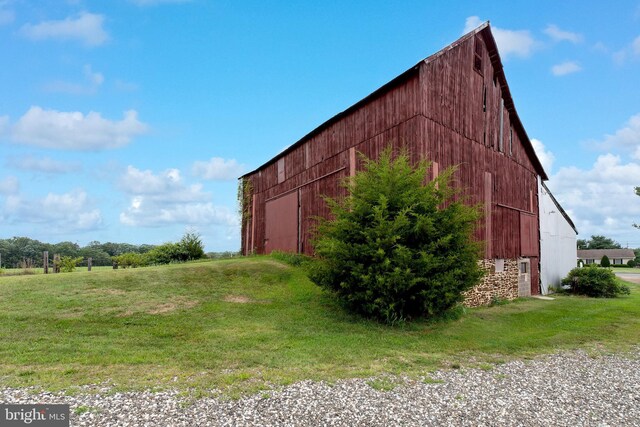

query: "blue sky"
left=1, top=0, right=640, bottom=251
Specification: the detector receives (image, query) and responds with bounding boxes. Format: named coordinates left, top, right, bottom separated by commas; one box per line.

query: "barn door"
left=264, top=191, right=299, bottom=253
left=519, top=212, right=537, bottom=256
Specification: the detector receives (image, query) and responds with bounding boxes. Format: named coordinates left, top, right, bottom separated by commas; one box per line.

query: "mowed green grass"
left=0, top=256, right=638, bottom=396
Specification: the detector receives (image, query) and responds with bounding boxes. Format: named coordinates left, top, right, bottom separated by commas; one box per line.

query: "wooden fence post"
left=54, top=254, right=61, bottom=273
left=87, top=257, right=92, bottom=272
left=43, top=251, right=49, bottom=274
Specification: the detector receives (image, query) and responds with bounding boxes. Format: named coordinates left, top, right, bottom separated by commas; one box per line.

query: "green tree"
left=0, top=237, right=46, bottom=268
left=600, top=254, right=611, bottom=268
left=309, top=148, right=483, bottom=324
left=580, top=235, right=622, bottom=250
left=79, top=247, right=113, bottom=266
left=113, top=252, right=146, bottom=268
left=50, top=241, right=81, bottom=258
left=179, top=231, right=206, bottom=261
left=144, top=243, right=181, bottom=265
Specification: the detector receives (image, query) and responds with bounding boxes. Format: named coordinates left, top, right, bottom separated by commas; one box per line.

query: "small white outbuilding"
left=538, top=178, right=578, bottom=294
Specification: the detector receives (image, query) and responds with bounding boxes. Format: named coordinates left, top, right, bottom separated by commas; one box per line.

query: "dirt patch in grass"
left=222, top=295, right=272, bottom=305
left=148, top=300, right=198, bottom=315
left=114, top=297, right=198, bottom=317
left=223, top=295, right=254, bottom=304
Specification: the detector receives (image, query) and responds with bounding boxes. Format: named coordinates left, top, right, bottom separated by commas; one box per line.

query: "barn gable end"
left=241, top=22, right=550, bottom=302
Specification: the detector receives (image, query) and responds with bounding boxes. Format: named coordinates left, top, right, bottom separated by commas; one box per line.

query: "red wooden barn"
left=240, top=22, right=548, bottom=305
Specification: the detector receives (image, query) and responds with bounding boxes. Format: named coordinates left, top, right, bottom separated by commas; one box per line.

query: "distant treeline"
left=0, top=236, right=241, bottom=269
left=0, top=237, right=155, bottom=268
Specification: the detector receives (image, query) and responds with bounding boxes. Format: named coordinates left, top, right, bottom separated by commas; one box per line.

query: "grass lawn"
left=610, top=267, right=640, bottom=274
left=0, top=256, right=638, bottom=396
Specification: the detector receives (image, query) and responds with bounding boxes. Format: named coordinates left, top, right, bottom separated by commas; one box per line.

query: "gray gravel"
left=2, top=348, right=639, bottom=426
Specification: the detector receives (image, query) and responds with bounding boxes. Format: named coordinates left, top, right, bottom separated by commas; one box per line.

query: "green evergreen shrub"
left=561, top=265, right=630, bottom=297
left=627, top=259, right=636, bottom=268
left=308, top=147, right=483, bottom=324
left=600, top=255, right=611, bottom=268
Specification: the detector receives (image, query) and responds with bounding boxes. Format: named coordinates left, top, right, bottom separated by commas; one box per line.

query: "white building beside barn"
left=538, top=179, right=578, bottom=294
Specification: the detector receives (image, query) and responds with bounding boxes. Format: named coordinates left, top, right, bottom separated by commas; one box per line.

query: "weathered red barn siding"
left=241, top=23, right=545, bottom=294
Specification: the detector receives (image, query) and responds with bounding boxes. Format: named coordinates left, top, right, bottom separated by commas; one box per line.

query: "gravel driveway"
left=2, top=348, right=638, bottom=426
left=616, top=272, right=640, bottom=284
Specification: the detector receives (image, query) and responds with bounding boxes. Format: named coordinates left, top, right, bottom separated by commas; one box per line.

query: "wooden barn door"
left=519, top=212, right=538, bottom=295
left=265, top=191, right=299, bottom=253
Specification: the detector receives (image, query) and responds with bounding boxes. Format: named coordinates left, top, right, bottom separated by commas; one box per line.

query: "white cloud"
left=20, top=12, right=108, bottom=47
left=463, top=16, right=485, bottom=33
left=551, top=61, right=582, bottom=76
left=118, top=165, right=238, bottom=227
left=464, top=16, right=536, bottom=59
left=611, top=36, right=640, bottom=65
left=120, top=202, right=237, bottom=227
left=543, top=25, right=583, bottom=43
left=11, top=106, right=148, bottom=150
left=600, top=113, right=640, bottom=158
left=548, top=154, right=640, bottom=243
left=119, top=166, right=205, bottom=199
left=0, top=176, right=19, bottom=195
left=2, top=189, right=103, bottom=231
left=539, top=115, right=640, bottom=244
left=531, top=138, right=555, bottom=174
left=7, top=155, right=82, bottom=174
left=192, top=157, right=244, bottom=180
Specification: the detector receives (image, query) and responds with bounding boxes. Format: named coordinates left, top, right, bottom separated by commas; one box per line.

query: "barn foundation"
left=463, top=258, right=520, bottom=307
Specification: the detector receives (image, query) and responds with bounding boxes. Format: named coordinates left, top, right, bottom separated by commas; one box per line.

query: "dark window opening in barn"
left=277, top=158, right=285, bottom=184
left=498, top=98, right=504, bottom=152
left=473, top=35, right=483, bottom=75
left=509, top=127, right=513, bottom=156
left=519, top=261, right=528, bottom=273
left=482, top=85, right=486, bottom=112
